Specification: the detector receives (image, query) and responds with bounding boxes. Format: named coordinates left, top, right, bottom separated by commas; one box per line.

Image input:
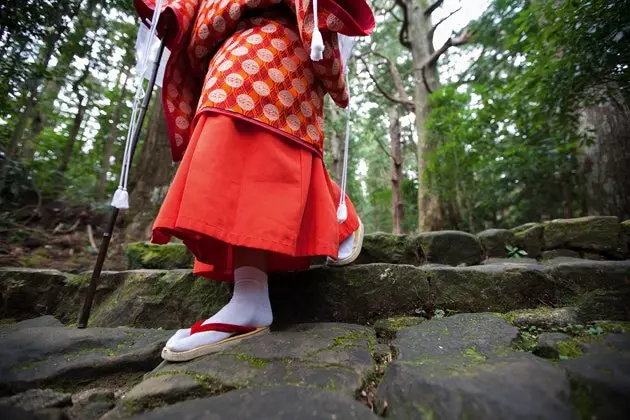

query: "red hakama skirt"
left=151, top=113, right=359, bottom=281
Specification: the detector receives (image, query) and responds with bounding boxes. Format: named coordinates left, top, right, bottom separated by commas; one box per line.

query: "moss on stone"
left=331, top=330, right=366, bottom=349
left=593, top=321, right=630, bottom=334
left=89, top=270, right=232, bottom=329
left=192, top=373, right=240, bottom=394
left=356, top=233, right=422, bottom=265
left=543, top=216, right=620, bottom=252
left=125, top=242, right=194, bottom=269
left=374, top=316, right=423, bottom=341
left=12, top=358, right=46, bottom=371
left=501, top=307, right=578, bottom=329
left=412, top=402, right=436, bottom=420
left=19, top=248, right=51, bottom=267
left=569, top=380, right=596, bottom=420
left=65, top=273, right=89, bottom=287
left=234, top=353, right=270, bottom=369
left=556, top=340, right=584, bottom=359
left=463, top=346, right=487, bottom=362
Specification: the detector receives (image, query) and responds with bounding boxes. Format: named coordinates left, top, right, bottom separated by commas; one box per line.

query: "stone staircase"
left=0, top=216, right=629, bottom=419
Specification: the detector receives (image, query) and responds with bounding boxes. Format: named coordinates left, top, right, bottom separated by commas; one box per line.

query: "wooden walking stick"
left=78, top=29, right=167, bottom=329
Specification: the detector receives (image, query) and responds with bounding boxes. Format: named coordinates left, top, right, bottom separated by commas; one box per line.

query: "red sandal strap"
left=190, top=321, right=257, bottom=335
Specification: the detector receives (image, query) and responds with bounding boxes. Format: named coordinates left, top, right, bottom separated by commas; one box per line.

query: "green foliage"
left=505, top=244, right=527, bottom=258
left=426, top=0, right=629, bottom=230
left=1, top=0, right=137, bottom=206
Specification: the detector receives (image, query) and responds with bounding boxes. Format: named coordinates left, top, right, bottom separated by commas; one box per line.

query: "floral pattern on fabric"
left=134, top=0, right=374, bottom=161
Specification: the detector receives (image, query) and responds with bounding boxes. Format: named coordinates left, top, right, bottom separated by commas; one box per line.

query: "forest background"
left=0, top=0, right=628, bottom=269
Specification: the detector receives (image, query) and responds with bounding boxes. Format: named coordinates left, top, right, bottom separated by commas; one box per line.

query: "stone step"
left=0, top=319, right=170, bottom=396
left=124, top=216, right=630, bottom=270
left=1, top=258, right=629, bottom=329
left=2, top=315, right=628, bottom=419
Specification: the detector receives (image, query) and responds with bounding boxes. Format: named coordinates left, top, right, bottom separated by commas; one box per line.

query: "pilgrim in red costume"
left=133, top=0, right=375, bottom=361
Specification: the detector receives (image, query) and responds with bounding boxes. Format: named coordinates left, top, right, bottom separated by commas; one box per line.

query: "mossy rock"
left=374, top=316, right=424, bottom=341
left=0, top=325, right=170, bottom=395
left=414, top=231, right=484, bottom=266
left=0, top=268, right=76, bottom=321
left=477, top=229, right=517, bottom=258
left=428, top=264, right=559, bottom=314
left=543, top=216, right=622, bottom=253
left=89, top=270, right=232, bottom=329
left=150, top=323, right=376, bottom=399
left=541, top=249, right=581, bottom=260
left=513, top=224, right=544, bottom=258
left=375, top=314, right=574, bottom=419
left=533, top=332, right=572, bottom=359
left=544, top=260, right=630, bottom=321
left=125, top=242, right=194, bottom=270
left=622, top=220, right=630, bottom=252
left=270, top=264, right=432, bottom=325
left=356, top=233, right=423, bottom=265
left=503, top=307, right=579, bottom=329
left=510, top=223, right=539, bottom=235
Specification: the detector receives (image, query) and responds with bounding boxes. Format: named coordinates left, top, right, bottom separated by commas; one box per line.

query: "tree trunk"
left=389, top=107, right=404, bottom=234
left=0, top=34, right=55, bottom=192
left=562, top=174, right=573, bottom=218
left=406, top=0, right=443, bottom=231
left=580, top=100, right=630, bottom=219
left=126, top=92, right=177, bottom=241
left=53, top=93, right=89, bottom=195
left=98, top=67, right=130, bottom=200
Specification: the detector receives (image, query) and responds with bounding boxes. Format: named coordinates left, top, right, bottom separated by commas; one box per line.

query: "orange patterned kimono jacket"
left=133, top=0, right=375, bottom=162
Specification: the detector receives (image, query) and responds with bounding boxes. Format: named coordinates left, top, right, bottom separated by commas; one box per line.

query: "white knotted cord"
left=336, top=34, right=355, bottom=223
left=111, top=0, right=164, bottom=209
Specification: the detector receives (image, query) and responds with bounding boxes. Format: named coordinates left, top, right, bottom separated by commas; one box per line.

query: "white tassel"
left=111, top=188, right=129, bottom=209
left=310, top=0, right=324, bottom=61
left=337, top=203, right=348, bottom=223
left=311, top=29, right=325, bottom=61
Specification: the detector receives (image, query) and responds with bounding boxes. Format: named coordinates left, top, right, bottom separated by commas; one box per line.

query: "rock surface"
left=428, top=264, right=559, bottom=313
left=543, top=216, right=621, bottom=252
left=151, top=323, right=374, bottom=396
left=477, top=229, right=516, bottom=257
left=534, top=332, right=572, bottom=359
left=104, top=323, right=376, bottom=417
left=0, top=325, right=170, bottom=395
left=505, top=307, right=579, bottom=329
left=544, top=259, right=630, bottom=321
left=135, top=386, right=380, bottom=420
left=356, top=234, right=423, bottom=265
left=0, top=316, right=62, bottom=337
left=376, top=313, right=576, bottom=419
left=88, top=270, right=232, bottom=329
left=0, top=388, right=71, bottom=412
left=0, top=268, right=74, bottom=320
left=513, top=223, right=544, bottom=258
left=559, top=337, right=630, bottom=420
left=0, top=314, right=629, bottom=419
left=270, top=264, right=432, bottom=324
left=481, top=257, right=539, bottom=265
left=415, top=231, right=484, bottom=266
left=3, top=256, right=630, bottom=329
left=542, top=249, right=582, bottom=260
left=125, top=243, right=193, bottom=270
